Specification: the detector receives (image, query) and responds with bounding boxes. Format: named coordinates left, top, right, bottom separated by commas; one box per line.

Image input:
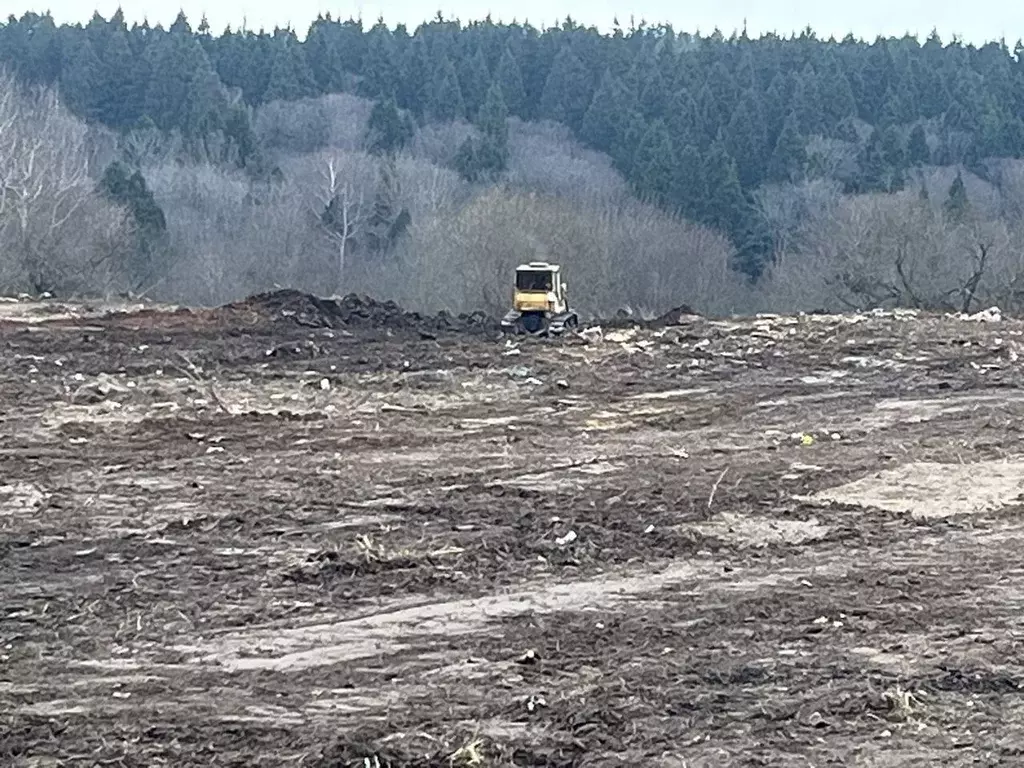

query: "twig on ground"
left=707, top=467, right=729, bottom=512
left=173, top=351, right=232, bottom=415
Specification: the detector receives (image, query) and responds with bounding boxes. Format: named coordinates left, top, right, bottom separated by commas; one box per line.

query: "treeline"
left=5, top=11, right=1024, bottom=274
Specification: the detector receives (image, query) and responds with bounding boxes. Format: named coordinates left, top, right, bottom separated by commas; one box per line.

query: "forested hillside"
left=5, top=10, right=1024, bottom=316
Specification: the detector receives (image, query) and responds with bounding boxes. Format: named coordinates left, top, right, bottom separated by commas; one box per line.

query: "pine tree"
left=143, top=25, right=227, bottom=137
left=880, top=80, right=917, bottom=126
left=580, top=70, right=628, bottom=153
left=495, top=44, right=526, bottom=117
left=978, top=108, right=1007, bottom=157
left=696, top=83, right=728, bottom=149
left=724, top=91, right=768, bottom=188
left=472, top=133, right=510, bottom=178
left=665, top=89, right=699, bottom=151
left=169, top=10, right=191, bottom=35
left=94, top=20, right=142, bottom=127
left=459, top=47, right=491, bottom=118
left=790, top=67, right=824, bottom=136
left=639, top=68, right=670, bottom=121
left=671, top=144, right=707, bottom=221
left=59, top=36, right=102, bottom=120
left=365, top=156, right=411, bottom=255
left=366, top=97, right=415, bottom=154
left=631, top=119, right=675, bottom=204
left=360, top=21, right=400, bottom=99
left=334, top=18, right=366, bottom=73
left=762, top=75, right=790, bottom=145
left=454, top=138, right=481, bottom=181
left=98, top=161, right=168, bottom=288
left=613, top=111, right=648, bottom=176
left=429, top=55, right=466, bottom=121
left=856, top=126, right=906, bottom=193
left=767, top=112, right=807, bottom=183
left=945, top=170, right=970, bottom=221
left=1005, top=117, right=1024, bottom=158
left=224, top=104, right=262, bottom=170
left=210, top=28, right=252, bottom=102
left=4, top=12, right=62, bottom=86
left=183, top=62, right=229, bottom=138
left=819, top=54, right=857, bottom=128
left=477, top=81, right=509, bottom=143
left=907, top=123, right=930, bottom=165
left=539, top=46, right=592, bottom=130
left=263, top=39, right=317, bottom=101
left=398, top=35, right=432, bottom=114
left=699, top=61, right=739, bottom=132
left=305, top=17, right=345, bottom=92
left=702, top=141, right=747, bottom=236
left=455, top=81, right=510, bottom=181
left=880, top=124, right=907, bottom=170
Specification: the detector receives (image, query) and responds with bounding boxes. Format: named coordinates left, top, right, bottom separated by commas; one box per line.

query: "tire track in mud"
left=167, top=515, right=1024, bottom=673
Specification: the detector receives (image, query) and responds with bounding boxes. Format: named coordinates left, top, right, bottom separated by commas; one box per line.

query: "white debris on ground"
left=963, top=306, right=1002, bottom=322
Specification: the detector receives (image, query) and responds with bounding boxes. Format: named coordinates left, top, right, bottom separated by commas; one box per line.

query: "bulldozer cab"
left=515, top=267, right=554, bottom=293
left=513, top=262, right=566, bottom=309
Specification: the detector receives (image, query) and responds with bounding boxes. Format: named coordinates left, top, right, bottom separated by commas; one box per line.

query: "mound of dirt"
left=646, top=304, right=702, bottom=329
left=601, top=304, right=703, bottom=330
left=220, top=289, right=500, bottom=336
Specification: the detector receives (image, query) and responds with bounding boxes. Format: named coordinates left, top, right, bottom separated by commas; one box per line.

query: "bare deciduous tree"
left=410, top=120, right=478, bottom=168
left=753, top=179, right=842, bottom=261
left=762, top=188, right=1021, bottom=314
left=315, top=155, right=366, bottom=293
left=505, top=118, right=631, bottom=205
left=0, top=71, right=132, bottom=296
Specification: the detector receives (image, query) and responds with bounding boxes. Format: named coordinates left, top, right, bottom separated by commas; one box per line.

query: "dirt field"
left=3, top=292, right=1024, bottom=766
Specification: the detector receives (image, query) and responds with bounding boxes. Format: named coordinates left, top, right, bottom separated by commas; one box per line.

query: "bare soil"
left=4, top=294, right=1024, bottom=766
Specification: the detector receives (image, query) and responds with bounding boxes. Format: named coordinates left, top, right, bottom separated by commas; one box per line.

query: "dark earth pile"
left=599, top=303, right=703, bottom=330
left=222, top=289, right=501, bottom=336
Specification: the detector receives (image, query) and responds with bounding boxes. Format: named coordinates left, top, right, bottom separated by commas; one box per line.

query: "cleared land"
left=3, top=292, right=1024, bottom=766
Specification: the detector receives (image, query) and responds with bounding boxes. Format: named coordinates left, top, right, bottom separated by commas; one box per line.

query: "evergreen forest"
left=4, top=10, right=1024, bottom=316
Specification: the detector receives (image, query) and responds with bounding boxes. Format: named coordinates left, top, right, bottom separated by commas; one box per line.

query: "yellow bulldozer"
left=500, top=261, right=579, bottom=336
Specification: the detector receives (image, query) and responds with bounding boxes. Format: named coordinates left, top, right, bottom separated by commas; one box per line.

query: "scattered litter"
left=961, top=306, right=1002, bottom=323
left=509, top=366, right=531, bottom=379
left=525, top=694, right=547, bottom=712
left=555, top=530, right=577, bottom=547
left=605, top=328, right=637, bottom=344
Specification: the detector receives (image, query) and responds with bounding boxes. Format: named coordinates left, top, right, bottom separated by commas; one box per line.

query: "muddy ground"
left=3, top=293, right=1024, bottom=766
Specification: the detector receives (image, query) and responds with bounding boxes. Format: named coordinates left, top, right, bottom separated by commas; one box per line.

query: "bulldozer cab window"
left=516, top=271, right=553, bottom=292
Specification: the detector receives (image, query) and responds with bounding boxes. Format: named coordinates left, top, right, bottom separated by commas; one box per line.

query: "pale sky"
left=11, top=0, right=1024, bottom=45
